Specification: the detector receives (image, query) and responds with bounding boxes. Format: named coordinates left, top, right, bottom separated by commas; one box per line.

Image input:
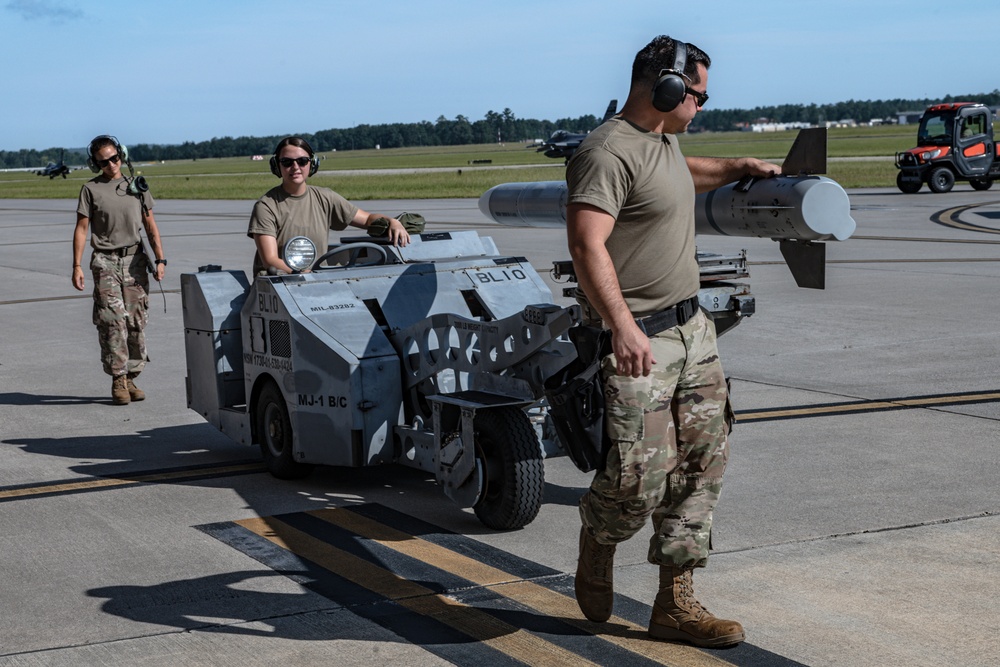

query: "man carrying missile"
left=566, top=35, right=779, bottom=647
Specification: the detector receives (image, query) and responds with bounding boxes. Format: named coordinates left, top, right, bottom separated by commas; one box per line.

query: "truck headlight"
left=284, top=236, right=316, bottom=272
left=919, top=149, right=942, bottom=161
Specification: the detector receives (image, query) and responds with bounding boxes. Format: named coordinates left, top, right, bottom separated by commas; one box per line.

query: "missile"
left=478, top=175, right=855, bottom=241
left=478, top=128, right=855, bottom=289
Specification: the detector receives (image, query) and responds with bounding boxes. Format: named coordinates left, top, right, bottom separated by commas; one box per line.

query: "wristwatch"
left=155, top=259, right=168, bottom=266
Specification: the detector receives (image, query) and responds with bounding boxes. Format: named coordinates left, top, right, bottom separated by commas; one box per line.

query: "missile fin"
left=779, top=240, right=826, bottom=289
left=782, top=127, right=827, bottom=176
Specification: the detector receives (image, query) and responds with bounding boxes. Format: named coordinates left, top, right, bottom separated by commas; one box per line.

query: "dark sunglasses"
left=279, top=156, right=312, bottom=168
left=686, top=87, right=709, bottom=107
left=97, top=154, right=121, bottom=168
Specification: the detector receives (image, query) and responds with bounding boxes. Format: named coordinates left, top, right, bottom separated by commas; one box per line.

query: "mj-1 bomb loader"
left=182, top=129, right=854, bottom=531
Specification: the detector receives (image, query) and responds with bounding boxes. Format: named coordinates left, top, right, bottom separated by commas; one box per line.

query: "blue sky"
left=3, top=0, right=997, bottom=151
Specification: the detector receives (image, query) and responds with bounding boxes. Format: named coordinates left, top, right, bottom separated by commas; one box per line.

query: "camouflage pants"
left=91, top=251, right=150, bottom=377
left=579, top=309, right=730, bottom=569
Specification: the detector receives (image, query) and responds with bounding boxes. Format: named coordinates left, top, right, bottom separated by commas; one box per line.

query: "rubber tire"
left=927, top=167, right=955, bottom=193
left=256, top=381, right=313, bottom=480
left=896, top=172, right=921, bottom=194
left=472, top=407, right=544, bottom=530
left=970, top=178, right=993, bottom=191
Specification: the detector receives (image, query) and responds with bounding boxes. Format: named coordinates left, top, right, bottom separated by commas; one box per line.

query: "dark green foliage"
left=0, top=147, right=88, bottom=170
left=4, top=91, right=998, bottom=167
left=692, top=90, right=1000, bottom=132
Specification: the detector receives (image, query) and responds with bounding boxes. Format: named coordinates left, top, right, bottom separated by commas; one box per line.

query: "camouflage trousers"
left=91, top=251, right=150, bottom=377
left=579, top=309, right=730, bottom=569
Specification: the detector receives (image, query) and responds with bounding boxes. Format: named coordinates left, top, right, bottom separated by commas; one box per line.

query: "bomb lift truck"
left=895, top=102, right=999, bottom=193
left=181, top=234, right=754, bottom=531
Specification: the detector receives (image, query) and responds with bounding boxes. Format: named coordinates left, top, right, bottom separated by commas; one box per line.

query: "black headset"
left=269, top=140, right=320, bottom=177
left=651, top=41, right=690, bottom=113
left=87, top=135, right=128, bottom=173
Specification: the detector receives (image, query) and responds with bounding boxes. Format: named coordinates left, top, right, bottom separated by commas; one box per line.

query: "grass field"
left=0, top=123, right=986, bottom=200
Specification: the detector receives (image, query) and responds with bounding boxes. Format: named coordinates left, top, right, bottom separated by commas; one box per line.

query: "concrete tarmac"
left=1, top=187, right=998, bottom=666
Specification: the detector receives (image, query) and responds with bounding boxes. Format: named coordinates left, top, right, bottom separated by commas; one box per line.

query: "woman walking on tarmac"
left=71, top=135, right=166, bottom=405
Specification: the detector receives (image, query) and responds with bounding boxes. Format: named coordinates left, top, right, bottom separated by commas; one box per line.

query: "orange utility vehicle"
left=895, top=102, right=999, bottom=193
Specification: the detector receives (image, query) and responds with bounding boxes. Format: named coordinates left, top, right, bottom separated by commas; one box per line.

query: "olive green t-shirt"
left=566, top=117, right=698, bottom=316
left=77, top=176, right=153, bottom=251
left=247, top=185, right=359, bottom=275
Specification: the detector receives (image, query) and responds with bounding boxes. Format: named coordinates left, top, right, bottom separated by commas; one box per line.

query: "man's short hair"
left=631, top=35, right=711, bottom=88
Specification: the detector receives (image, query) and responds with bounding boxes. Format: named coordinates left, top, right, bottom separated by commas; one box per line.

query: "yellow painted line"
left=236, top=515, right=607, bottom=667
left=934, top=201, right=1000, bottom=235
left=0, top=463, right=265, bottom=500
left=737, top=391, right=1000, bottom=423
left=309, top=507, right=733, bottom=667
left=0, top=477, right=135, bottom=499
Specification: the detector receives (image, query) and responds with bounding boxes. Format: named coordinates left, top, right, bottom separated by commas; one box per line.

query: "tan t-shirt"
left=247, top=185, right=359, bottom=275
left=77, top=176, right=153, bottom=251
left=566, top=118, right=698, bottom=316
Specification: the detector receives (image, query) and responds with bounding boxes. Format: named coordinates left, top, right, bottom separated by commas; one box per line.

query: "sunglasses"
left=279, top=156, right=312, bottom=168
left=97, top=154, right=121, bottom=168
left=686, top=87, right=709, bottom=107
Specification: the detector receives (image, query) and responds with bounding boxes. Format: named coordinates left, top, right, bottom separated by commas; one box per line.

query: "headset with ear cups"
left=651, top=40, right=690, bottom=113
left=86, top=135, right=128, bottom=173
left=269, top=149, right=320, bottom=177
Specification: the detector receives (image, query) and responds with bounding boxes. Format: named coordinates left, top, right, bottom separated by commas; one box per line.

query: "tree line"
left=693, top=90, right=1000, bottom=132
left=4, top=92, right=998, bottom=169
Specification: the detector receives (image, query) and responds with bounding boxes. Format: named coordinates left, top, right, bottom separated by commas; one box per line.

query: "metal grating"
left=269, top=320, right=291, bottom=358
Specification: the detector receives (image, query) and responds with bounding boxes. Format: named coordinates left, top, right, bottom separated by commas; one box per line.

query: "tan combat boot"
left=112, top=375, right=130, bottom=405
left=575, top=526, right=616, bottom=622
left=649, top=565, right=745, bottom=647
left=126, top=374, right=145, bottom=401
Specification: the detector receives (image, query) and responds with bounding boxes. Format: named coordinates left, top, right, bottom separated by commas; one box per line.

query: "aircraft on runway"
left=36, top=150, right=72, bottom=179
left=536, top=99, right=617, bottom=162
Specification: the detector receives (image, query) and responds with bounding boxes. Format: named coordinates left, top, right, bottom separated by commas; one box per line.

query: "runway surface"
left=1, top=187, right=998, bottom=666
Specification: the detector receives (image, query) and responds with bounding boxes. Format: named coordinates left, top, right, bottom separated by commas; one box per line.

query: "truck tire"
left=970, top=178, right=993, bottom=191
left=896, top=172, right=921, bottom=194
left=927, top=167, right=955, bottom=193
left=256, top=381, right=314, bottom=480
left=472, top=407, right=544, bottom=530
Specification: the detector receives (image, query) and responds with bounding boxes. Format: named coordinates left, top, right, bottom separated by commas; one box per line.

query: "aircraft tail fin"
left=601, top=100, right=618, bottom=122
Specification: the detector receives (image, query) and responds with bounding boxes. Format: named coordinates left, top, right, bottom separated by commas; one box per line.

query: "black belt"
left=634, top=296, right=700, bottom=337
left=96, top=243, right=140, bottom=257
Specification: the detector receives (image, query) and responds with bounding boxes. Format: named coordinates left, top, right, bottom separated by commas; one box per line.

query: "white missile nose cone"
left=800, top=178, right=856, bottom=241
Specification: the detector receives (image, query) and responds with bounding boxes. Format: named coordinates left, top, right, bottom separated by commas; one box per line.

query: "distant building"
left=747, top=121, right=812, bottom=133
left=898, top=106, right=999, bottom=124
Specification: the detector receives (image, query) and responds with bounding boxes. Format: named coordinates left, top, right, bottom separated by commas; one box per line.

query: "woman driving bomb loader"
left=247, top=136, right=410, bottom=276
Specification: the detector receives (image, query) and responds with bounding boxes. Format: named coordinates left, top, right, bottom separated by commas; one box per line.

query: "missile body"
left=478, top=177, right=856, bottom=242
left=696, top=176, right=854, bottom=241
left=477, top=181, right=568, bottom=229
